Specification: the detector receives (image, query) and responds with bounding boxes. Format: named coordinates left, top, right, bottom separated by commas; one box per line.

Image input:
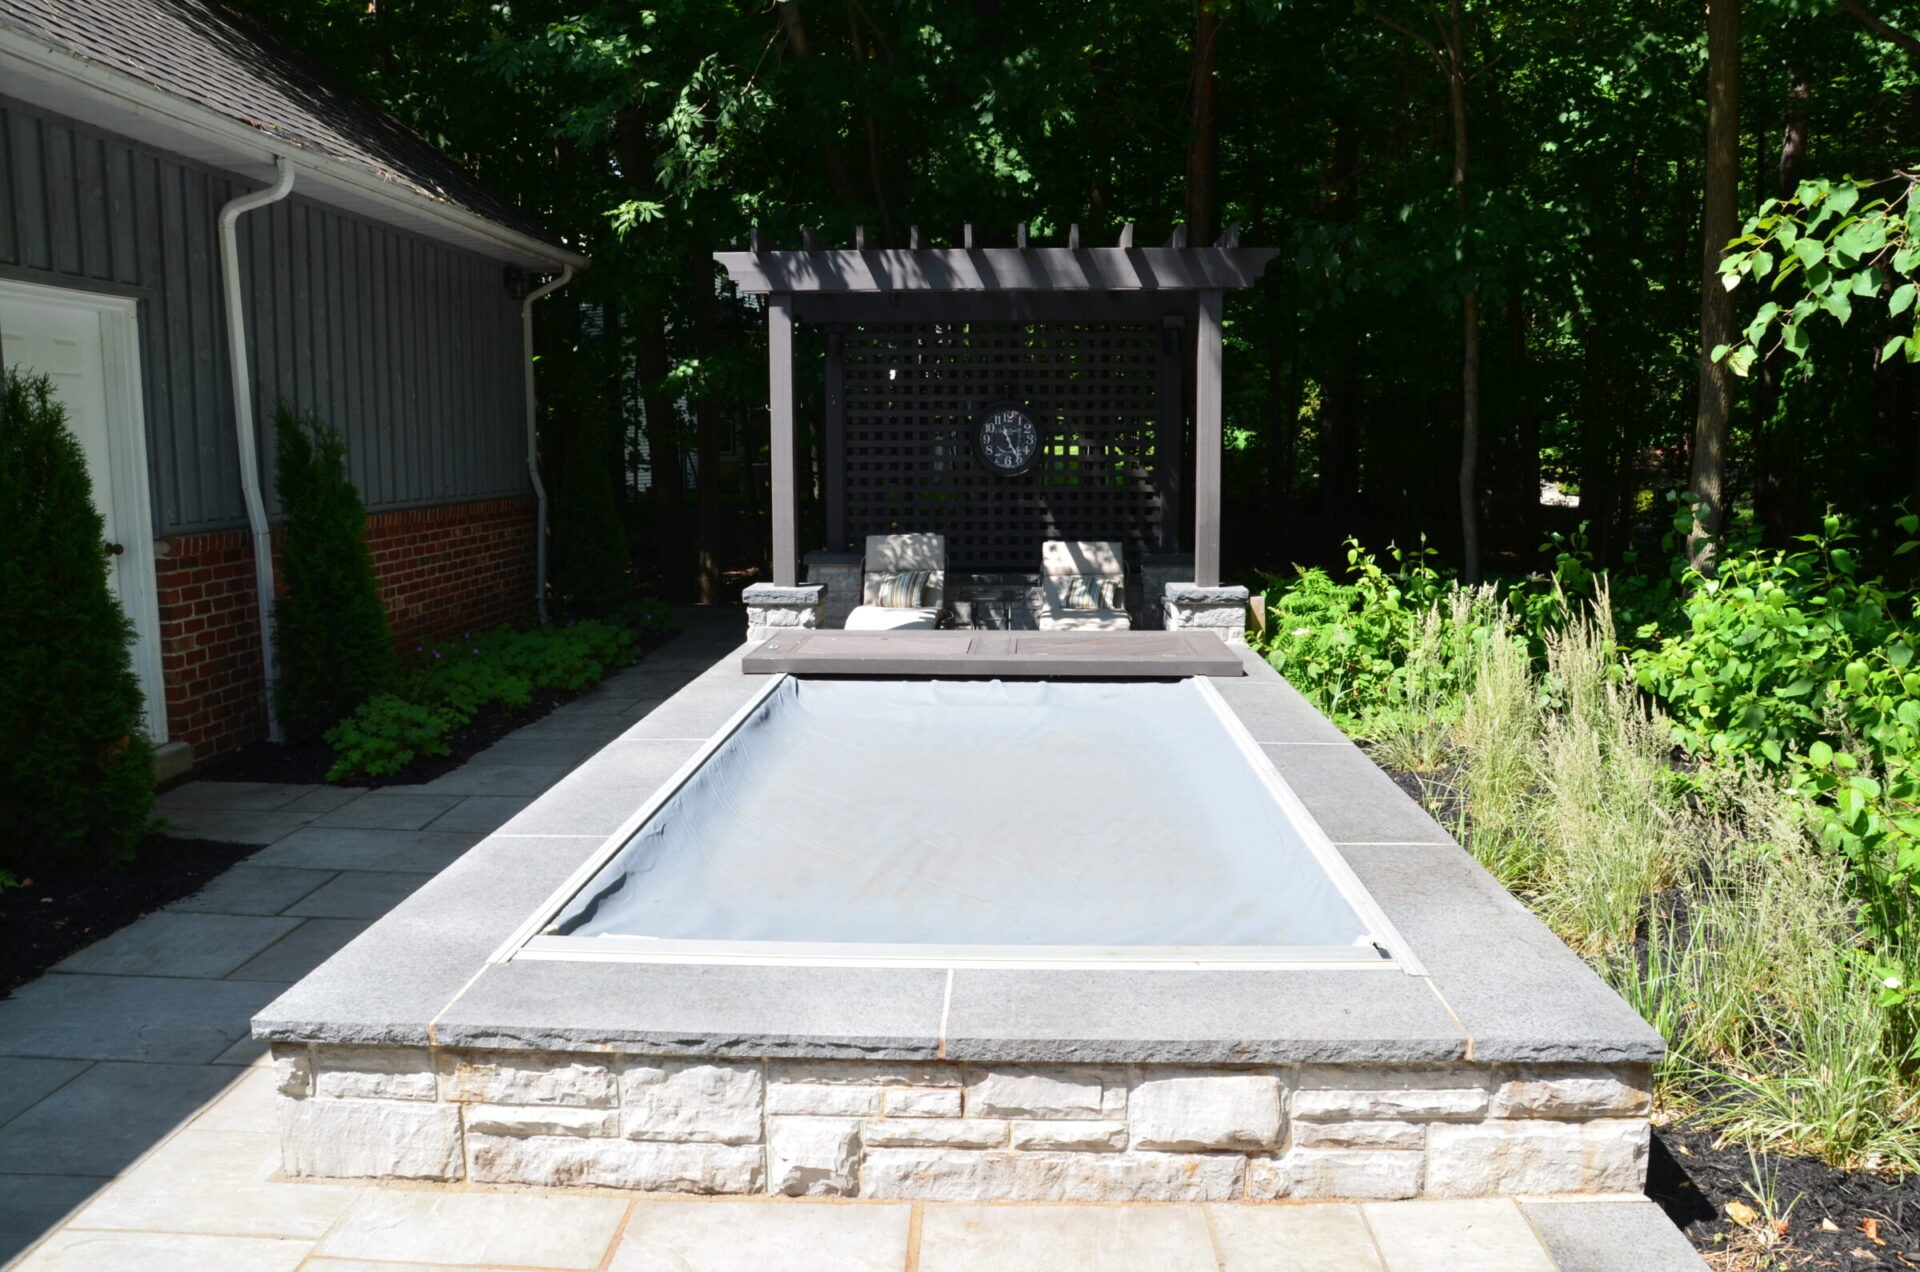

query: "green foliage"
left=1717, top=174, right=1920, bottom=374
left=272, top=404, right=394, bottom=744
left=324, top=620, right=639, bottom=780
left=610, top=596, right=680, bottom=638
left=0, top=370, right=154, bottom=875
left=324, top=694, right=462, bottom=780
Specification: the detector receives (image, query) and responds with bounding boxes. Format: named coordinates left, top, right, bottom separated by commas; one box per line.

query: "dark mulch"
left=1652, top=1122, right=1920, bottom=1267
left=0, top=835, right=258, bottom=998
left=200, top=626, right=684, bottom=788
left=197, top=687, right=571, bottom=788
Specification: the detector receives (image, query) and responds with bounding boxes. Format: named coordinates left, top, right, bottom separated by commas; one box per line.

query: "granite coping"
left=741, top=629, right=1245, bottom=677
left=255, top=639, right=1663, bottom=1067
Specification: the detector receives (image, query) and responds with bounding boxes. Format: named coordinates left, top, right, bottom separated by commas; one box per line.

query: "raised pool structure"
left=255, top=633, right=1663, bottom=1202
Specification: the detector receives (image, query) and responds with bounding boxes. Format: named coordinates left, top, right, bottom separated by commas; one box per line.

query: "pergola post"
left=1193, top=289, right=1223, bottom=588
left=768, top=292, right=797, bottom=586
left=823, top=325, right=846, bottom=551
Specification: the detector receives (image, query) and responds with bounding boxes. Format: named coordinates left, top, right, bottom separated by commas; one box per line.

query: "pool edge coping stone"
left=252, top=636, right=1663, bottom=1070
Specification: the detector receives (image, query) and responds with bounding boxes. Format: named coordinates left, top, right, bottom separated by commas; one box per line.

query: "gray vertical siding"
left=0, top=96, right=531, bottom=536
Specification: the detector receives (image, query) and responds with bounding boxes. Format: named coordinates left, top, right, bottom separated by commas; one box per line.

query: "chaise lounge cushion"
left=845, top=533, right=945, bottom=631
left=1034, top=539, right=1131, bottom=631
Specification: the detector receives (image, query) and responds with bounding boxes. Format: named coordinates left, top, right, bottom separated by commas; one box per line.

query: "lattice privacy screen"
left=843, top=322, right=1167, bottom=570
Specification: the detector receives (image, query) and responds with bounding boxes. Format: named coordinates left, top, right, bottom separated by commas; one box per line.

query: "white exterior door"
left=1, top=280, right=167, bottom=743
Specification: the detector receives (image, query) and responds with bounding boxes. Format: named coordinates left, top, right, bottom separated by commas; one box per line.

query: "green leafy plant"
left=324, top=620, right=640, bottom=780
left=272, top=403, right=394, bottom=743
left=1715, top=173, right=1918, bottom=375
left=324, top=694, right=462, bottom=780
left=0, top=370, right=154, bottom=875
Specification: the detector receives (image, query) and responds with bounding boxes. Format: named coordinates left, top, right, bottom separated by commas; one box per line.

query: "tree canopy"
left=241, top=0, right=1920, bottom=593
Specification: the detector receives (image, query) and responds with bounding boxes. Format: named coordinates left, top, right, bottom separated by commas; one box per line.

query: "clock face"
left=975, top=402, right=1041, bottom=476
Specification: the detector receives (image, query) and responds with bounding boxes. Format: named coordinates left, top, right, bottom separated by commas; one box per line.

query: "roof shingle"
left=0, top=0, right=559, bottom=247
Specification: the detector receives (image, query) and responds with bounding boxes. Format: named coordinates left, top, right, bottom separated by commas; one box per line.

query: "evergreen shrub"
left=0, top=370, right=153, bottom=874
left=272, top=403, right=393, bottom=743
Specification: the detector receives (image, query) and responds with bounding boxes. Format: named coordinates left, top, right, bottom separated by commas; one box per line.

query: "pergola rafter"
left=715, top=223, right=1276, bottom=590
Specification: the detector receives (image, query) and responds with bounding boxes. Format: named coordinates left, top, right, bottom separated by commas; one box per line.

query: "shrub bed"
left=1254, top=516, right=1919, bottom=1176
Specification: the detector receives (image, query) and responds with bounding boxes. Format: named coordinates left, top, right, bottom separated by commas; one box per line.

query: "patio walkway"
left=0, top=604, right=1703, bottom=1270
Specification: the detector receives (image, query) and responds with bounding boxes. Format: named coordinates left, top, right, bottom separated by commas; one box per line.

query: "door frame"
left=1, top=278, right=168, bottom=744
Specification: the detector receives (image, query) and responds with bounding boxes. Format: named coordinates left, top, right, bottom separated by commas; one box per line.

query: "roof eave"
left=0, top=28, right=586, bottom=272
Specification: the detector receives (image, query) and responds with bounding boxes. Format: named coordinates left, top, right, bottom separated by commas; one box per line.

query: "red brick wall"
left=153, top=496, right=536, bottom=760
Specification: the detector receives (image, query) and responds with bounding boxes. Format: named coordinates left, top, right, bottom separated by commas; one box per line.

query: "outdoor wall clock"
left=974, top=400, right=1042, bottom=477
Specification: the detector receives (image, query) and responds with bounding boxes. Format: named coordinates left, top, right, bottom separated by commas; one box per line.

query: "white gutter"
left=0, top=33, right=586, bottom=272
left=522, top=266, right=575, bottom=623
left=217, top=156, right=296, bottom=743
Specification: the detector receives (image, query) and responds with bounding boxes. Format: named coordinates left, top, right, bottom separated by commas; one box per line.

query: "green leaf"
left=1810, top=740, right=1835, bottom=767
left=1785, top=322, right=1812, bottom=356
left=1886, top=335, right=1910, bottom=362
left=1891, top=643, right=1914, bottom=669
left=1828, top=183, right=1861, bottom=217
left=1727, top=346, right=1756, bottom=377
left=1791, top=238, right=1825, bottom=270
left=1823, top=289, right=1853, bottom=324
left=1892, top=283, right=1916, bottom=317
left=1761, top=738, right=1782, bottom=764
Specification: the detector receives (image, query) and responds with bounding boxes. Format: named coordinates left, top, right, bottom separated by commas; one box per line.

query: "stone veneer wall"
left=274, top=1046, right=1650, bottom=1201
left=154, top=497, right=534, bottom=760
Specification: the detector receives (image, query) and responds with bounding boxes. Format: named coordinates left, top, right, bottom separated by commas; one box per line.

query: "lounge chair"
left=844, top=533, right=946, bottom=630
left=1032, top=539, right=1132, bottom=631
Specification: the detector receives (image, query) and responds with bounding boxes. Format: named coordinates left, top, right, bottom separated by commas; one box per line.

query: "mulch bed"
left=1652, top=1122, right=1920, bottom=1268
left=197, top=687, right=572, bottom=788
left=199, top=627, right=683, bottom=788
left=0, top=835, right=258, bottom=998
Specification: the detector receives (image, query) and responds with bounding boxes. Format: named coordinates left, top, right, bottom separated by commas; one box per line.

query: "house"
left=0, top=0, right=584, bottom=774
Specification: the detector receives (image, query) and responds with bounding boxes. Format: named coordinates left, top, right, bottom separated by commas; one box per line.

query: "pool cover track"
left=255, top=638, right=1663, bottom=1203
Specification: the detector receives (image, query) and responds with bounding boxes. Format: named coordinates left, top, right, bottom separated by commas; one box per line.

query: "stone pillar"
left=1163, top=583, right=1250, bottom=645
left=803, top=551, right=863, bottom=630
left=742, top=583, right=825, bottom=642
left=1139, top=554, right=1194, bottom=630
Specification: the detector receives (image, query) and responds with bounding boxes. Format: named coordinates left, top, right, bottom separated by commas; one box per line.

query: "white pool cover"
left=520, top=677, right=1418, bottom=969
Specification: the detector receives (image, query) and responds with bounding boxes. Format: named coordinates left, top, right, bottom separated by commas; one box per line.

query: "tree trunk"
left=635, top=315, right=691, bottom=600
left=1443, top=3, right=1482, bottom=584
left=1689, top=0, right=1741, bottom=573
left=1185, top=0, right=1220, bottom=245
left=690, top=258, right=726, bottom=604
left=779, top=0, right=863, bottom=210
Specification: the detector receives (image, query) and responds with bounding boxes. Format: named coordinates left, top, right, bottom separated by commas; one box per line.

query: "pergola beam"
left=718, top=247, right=1277, bottom=295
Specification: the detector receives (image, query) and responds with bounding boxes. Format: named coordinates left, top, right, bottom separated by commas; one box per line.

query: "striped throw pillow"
left=871, top=570, right=929, bottom=608
left=1057, top=577, right=1125, bottom=611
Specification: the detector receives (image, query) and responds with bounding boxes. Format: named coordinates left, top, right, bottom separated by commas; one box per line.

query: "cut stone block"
left=466, top=1132, right=764, bottom=1193
left=438, top=1052, right=617, bottom=1107
left=1489, top=1066, right=1652, bottom=1120
left=271, top=1047, right=311, bottom=1097
left=862, top=1118, right=1009, bottom=1149
left=766, top=1082, right=881, bottom=1117
left=965, top=1067, right=1121, bottom=1120
left=1291, top=1086, right=1488, bottom=1122
left=619, top=1060, right=764, bottom=1145
left=464, top=1104, right=619, bottom=1138
left=766, top=1116, right=861, bottom=1196
left=1008, top=1120, right=1128, bottom=1152
left=1425, top=1118, right=1649, bottom=1196
left=277, top=1096, right=463, bottom=1180
left=1128, top=1070, right=1283, bottom=1150
left=1291, top=1119, right=1426, bottom=1150
left=1245, top=1148, right=1424, bottom=1201
left=862, top=1148, right=1244, bottom=1202
left=883, top=1086, right=962, bottom=1118
left=310, top=1046, right=436, bottom=1101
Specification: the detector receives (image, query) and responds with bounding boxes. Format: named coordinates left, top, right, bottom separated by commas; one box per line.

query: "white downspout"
left=522, top=265, right=574, bottom=623
left=218, top=156, right=296, bottom=743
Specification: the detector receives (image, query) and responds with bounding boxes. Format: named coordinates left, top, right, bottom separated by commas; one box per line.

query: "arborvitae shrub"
left=0, top=370, right=154, bottom=874
left=547, top=406, right=632, bottom=619
left=272, top=403, right=393, bottom=743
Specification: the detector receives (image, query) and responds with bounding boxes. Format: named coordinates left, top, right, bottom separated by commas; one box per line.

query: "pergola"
left=715, top=225, right=1276, bottom=591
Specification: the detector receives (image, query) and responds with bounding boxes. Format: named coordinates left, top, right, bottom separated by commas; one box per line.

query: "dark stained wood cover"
left=740, top=630, right=1246, bottom=677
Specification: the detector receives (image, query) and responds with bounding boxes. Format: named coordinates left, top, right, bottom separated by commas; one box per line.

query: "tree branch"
left=1839, top=0, right=1920, bottom=60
